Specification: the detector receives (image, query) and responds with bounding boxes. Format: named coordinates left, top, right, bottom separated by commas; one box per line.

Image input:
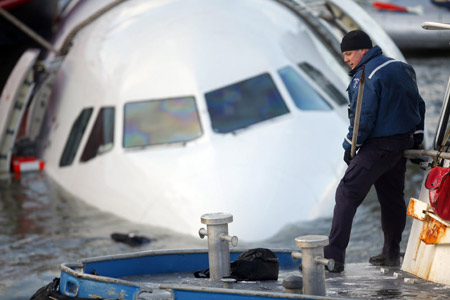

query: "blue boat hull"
left=59, top=249, right=304, bottom=300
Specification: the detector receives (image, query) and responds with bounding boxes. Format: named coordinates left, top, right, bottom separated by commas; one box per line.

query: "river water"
left=0, top=53, right=449, bottom=300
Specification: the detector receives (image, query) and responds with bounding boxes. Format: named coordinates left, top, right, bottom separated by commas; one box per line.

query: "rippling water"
left=0, top=54, right=449, bottom=300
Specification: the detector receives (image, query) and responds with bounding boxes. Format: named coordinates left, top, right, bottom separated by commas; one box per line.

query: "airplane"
left=0, top=0, right=405, bottom=241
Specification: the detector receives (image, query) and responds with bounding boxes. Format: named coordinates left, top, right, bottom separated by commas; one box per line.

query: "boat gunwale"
left=60, top=262, right=152, bottom=293
left=159, top=283, right=356, bottom=300
left=75, top=248, right=297, bottom=265
left=59, top=248, right=359, bottom=300
left=59, top=248, right=300, bottom=286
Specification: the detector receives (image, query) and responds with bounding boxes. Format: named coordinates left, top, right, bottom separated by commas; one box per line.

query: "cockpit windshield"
left=205, top=73, right=289, bottom=134
left=298, top=62, right=348, bottom=106
left=123, top=97, right=202, bottom=148
left=278, top=66, right=332, bottom=111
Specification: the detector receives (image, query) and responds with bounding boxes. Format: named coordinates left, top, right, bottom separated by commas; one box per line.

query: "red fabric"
left=425, top=167, right=450, bottom=220
left=0, top=0, right=32, bottom=10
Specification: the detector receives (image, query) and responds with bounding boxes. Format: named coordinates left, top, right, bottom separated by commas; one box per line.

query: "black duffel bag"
left=194, top=248, right=279, bottom=281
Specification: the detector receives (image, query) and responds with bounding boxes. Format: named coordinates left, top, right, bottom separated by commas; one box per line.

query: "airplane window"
left=123, top=96, right=202, bottom=148
left=298, top=62, right=348, bottom=105
left=205, top=73, right=289, bottom=134
left=278, top=66, right=332, bottom=111
left=59, top=108, right=93, bottom=167
left=80, top=107, right=115, bottom=162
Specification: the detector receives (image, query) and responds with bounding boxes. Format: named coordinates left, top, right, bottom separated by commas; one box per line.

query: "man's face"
left=342, top=49, right=368, bottom=69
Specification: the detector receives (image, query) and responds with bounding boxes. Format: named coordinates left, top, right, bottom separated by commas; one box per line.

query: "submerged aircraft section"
left=0, top=0, right=404, bottom=241
left=38, top=0, right=352, bottom=241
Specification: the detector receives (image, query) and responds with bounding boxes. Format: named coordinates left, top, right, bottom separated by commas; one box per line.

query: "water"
left=0, top=54, right=449, bottom=299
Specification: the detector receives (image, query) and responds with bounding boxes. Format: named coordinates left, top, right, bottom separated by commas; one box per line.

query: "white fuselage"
left=40, top=0, right=353, bottom=241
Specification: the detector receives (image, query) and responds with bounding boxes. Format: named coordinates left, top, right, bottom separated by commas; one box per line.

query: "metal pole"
left=351, top=67, right=365, bottom=158
left=0, top=7, right=58, bottom=54
left=404, top=149, right=450, bottom=160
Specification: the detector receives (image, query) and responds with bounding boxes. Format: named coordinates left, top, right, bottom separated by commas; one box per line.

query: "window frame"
left=59, top=107, right=93, bottom=167
left=80, top=106, right=115, bottom=163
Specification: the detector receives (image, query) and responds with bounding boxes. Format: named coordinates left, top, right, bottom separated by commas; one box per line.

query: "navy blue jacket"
left=343, top=46, right=425, bottom=152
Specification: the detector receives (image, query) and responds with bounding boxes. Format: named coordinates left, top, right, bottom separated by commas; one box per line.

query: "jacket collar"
left=348, top=45, right=383, bottom=77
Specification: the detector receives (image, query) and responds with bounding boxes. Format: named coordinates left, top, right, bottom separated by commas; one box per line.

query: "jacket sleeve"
left=342, top=71, right=378, bottom=152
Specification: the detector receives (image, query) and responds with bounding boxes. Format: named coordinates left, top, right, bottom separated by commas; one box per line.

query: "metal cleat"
left=199, top=213, right=238, bottom=281
left=291, top=235, right=333, bottom=296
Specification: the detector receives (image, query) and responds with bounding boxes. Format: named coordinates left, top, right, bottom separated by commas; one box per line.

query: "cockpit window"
left=81, top=107, right=115, bottom=162
left=298, top=62, right=348, bottom=105
left=123, top=96, right=202, bottom=148
left=278, top=66, right=332, bottom=111
left=60, top=108, right=93, bottom=167
left=205, top=73, right=289, bottom=134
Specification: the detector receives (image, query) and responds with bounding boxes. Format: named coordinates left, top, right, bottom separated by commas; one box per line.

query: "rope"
left=0, top=0, right=129, bottom=57
left=0, top=7, right=58, bottom=54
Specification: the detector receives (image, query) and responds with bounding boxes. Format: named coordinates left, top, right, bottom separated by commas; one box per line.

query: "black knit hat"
left=340, top=30, right=373, bottom=52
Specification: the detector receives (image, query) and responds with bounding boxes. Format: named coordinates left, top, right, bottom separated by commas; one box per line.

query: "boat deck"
left=123, top=263, right=450, bottom=300
left=60, top=250, right=450, bottom=300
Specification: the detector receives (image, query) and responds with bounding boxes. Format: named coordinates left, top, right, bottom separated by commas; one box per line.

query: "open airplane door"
left=0, top=48, right=40, bottom=173
left=323, top=0, right=405, bottom=62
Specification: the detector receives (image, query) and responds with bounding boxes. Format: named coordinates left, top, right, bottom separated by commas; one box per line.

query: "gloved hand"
left=344, top=151, right=352, bottom=165
left=413, top=132, right=424, bottom=149
left=410, top=132, right=425, bottom=165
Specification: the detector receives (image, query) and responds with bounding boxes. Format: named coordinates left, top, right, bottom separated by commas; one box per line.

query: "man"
left=323, top=30, right=426, bottom=272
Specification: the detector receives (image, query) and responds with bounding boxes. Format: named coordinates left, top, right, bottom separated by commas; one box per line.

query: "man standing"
left=323, top=30, right=426, bottom=272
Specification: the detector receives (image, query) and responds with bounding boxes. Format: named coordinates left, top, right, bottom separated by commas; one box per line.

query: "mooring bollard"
left=199, top=213, right=238, bottom=281
left=291, top=235, right=334, bottom=296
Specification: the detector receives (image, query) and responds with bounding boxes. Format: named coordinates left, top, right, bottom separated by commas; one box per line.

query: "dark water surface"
left=0, top=54, right=449, bottom=299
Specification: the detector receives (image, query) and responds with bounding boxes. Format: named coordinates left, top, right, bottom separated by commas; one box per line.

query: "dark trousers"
left=324, top=135, right=413, bottom=264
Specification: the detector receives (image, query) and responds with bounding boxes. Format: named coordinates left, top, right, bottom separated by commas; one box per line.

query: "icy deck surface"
left=124, top=263, right=450, bottom=299
left=324, top=263, right=450, bottom=299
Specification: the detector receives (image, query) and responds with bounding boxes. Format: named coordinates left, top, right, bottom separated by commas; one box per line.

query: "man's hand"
left=410, top=132, right=425, bottom=165
left=413, top=132, right=424, bottom=149
left=344, top=151, right=352, bottom=165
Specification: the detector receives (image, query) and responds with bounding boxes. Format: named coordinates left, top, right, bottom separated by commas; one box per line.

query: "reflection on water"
left=0, top=54, right=448, bottom=299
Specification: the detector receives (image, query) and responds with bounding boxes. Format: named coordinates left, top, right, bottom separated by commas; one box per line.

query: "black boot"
left=326, top=261, right=345, bottom=273
left=299, top=261, right=345, bottom=273
left=369, top=254, right=400, bottom=267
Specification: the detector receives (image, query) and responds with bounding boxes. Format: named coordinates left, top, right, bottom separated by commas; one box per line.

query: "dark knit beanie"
left=340, top=30, right=373, bottom=52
